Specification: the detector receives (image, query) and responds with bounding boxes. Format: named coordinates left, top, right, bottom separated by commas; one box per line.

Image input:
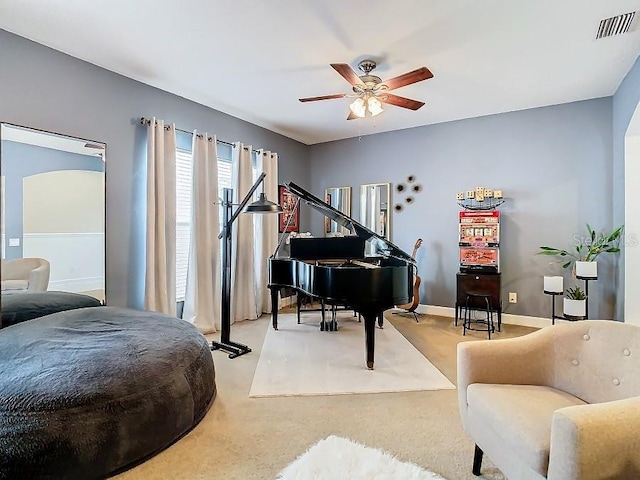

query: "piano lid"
left=284, top=182, right=416, bottom=265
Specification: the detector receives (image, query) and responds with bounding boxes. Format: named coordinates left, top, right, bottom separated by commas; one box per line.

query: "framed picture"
left=279, top=185, right=300, bottom=233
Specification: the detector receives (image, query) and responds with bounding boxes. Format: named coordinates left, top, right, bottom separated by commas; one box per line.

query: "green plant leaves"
left=566, top=285, right=586, bottom=300
left=537, top=224, right=623, bottom=268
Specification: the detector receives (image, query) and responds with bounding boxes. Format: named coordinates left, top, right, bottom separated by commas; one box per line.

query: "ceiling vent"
left=596, top=11, right=636, bottom=39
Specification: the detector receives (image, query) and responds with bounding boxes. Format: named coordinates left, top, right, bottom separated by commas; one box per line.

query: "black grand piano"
left=268, top=182, right=416, bottom=370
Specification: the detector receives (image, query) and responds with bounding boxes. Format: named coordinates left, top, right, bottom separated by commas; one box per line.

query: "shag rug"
left=277, top=435, right=447, bottom=480
left=249, top=311, right=454, bottom=397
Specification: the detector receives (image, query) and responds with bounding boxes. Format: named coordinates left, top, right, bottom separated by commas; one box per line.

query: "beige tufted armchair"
left=1, top=257, right=50, bottom=292
left=457, top=320, right=640, bottom=480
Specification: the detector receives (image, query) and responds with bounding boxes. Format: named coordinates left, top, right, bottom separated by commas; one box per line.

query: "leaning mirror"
left=324, top=186, right=351, bottom=236
left=360, top=183, right=390, bottom=253
left=0, top=123, right=106, bottom=302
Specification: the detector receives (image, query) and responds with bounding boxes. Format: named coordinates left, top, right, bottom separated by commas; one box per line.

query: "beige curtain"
left=231, top=142, right=259, bottom=322
left=182, top=133, right=220, bottom=333
left=144, top=118, right=177, bottom=315
left=255, top=150, right=279, bottom=313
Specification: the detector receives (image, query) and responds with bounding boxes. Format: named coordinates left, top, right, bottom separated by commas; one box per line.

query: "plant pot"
left=543, top=276, right=563, bottom=294
left=564, top=298, right=586, bottom=320
left=575, top=261, right=597, bottom=279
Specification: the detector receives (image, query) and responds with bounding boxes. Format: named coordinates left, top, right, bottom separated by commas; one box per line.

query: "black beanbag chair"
left=0, top=306, right=216, bottom=479
left=0, top=290, right=102, bottom=328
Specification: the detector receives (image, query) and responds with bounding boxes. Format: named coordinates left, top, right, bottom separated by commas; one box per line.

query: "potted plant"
left=563, top=286, right=586, bottom=319
left=538, top=224, right=623, bottom=278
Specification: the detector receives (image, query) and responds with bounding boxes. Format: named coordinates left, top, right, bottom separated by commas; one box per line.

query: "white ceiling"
left=1, top=0, right=640, bottom=145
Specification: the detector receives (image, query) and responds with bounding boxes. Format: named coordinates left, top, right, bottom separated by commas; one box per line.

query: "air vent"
left=596, top=11, right=636, bottom=39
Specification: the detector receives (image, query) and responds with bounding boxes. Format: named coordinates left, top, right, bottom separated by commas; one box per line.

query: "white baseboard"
left=409, top=303, right=553, bottom=329
left=49, top=276, right=104, bottom=293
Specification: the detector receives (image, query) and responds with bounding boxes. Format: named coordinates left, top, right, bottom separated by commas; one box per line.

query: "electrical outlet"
left=509, top=292, right=517, bottom=304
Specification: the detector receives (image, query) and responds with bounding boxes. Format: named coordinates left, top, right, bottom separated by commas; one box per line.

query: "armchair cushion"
left=0, top=279, right=29, bottom=291
left=468, top=384, right=586, bottom=476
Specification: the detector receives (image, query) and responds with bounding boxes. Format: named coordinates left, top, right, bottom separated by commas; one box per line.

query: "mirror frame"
left=360, top=182, right=391, bottom=240
left=324, top=186, right=351, bottom=236
left=0, top=122, right=107, bottom=303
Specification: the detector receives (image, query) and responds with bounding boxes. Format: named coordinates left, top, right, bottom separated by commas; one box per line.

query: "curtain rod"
left=139, top=117, right=272, bottom=155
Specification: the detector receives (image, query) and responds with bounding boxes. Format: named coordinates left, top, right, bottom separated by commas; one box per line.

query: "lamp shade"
left=349, top=98, right=366, bottom=118
left=244, top=192, right=283, bottom=214
left=367, top=97, right=383, bottom=116
left=543, top=276, right=563, bottom=294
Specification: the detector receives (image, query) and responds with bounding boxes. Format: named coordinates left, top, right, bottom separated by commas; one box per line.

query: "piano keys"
left=268, top=182, right=415, bottom=370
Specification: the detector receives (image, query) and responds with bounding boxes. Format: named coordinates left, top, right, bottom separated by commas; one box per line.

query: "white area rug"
left=249, top=312, right=454, bottom=397
left=277, top=435, right=446, bottom=480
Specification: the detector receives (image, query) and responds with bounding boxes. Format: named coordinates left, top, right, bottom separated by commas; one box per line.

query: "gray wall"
left=1, top=140, right=104, bottom=259
left=612, top=55, right=640, bottom=321
left=2, top=27, right=636, bottom=321
left=0, top=30, right=311, bottom=309
left=310, top=98, right=617, bottom=319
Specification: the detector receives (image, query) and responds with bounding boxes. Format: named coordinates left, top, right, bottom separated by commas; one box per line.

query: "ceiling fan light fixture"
left=349, top=97, right=366, bottom=118
left=367, top=97, right=383, bottom=116
left=300, top=61, right=432, bottom=120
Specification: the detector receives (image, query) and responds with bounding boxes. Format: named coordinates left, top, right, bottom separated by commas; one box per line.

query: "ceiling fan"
left=299, top=60, right=433, bottom=120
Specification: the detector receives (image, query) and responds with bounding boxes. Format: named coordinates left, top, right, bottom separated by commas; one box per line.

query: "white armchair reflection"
left=1, top=257, right=50, bottom=292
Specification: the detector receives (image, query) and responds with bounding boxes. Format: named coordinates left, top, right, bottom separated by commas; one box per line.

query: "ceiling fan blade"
left=383, top=67, right=433, bottom=91
left=380, top=93, right=425, bottom=110
left=331, top=63, right=364, bottom=86
left=347, top=112, right=359, bottom=120
left=299, top=93, right=346, bottom=102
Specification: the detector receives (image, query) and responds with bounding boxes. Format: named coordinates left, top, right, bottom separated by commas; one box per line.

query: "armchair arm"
left=548, top=397, right=640, bottom=480
left=457, top=329, right=554, bottom=430
left=27, top=262, right=50, bottom=291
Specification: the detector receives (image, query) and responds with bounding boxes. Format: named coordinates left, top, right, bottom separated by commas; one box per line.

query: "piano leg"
left=320, top=298, right=328, bottom=331
left=270, top=288, right=279, bottom=330
left=330, top=305, right=337, bottom=331
left=361, top=310, right=380, bottom=370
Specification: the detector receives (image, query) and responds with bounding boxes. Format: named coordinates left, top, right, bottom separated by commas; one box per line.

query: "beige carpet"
left=114, top=310, right=537, bottom=480
left=250, top=311, right=454, bottom=397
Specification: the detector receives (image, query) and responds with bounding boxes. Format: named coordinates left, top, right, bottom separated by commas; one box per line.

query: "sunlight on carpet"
left=249, top=311, right=455, bottom=397
left=276, top=435, right=447, bottom=480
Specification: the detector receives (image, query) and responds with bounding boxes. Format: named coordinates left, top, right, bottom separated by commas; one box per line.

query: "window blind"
left=175, top=148, right=233, bottom=302
left=176, top=149, right=192, bottom=301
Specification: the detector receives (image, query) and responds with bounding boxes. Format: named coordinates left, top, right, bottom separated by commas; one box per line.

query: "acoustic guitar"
left=397, top=238, right=423, bottom=311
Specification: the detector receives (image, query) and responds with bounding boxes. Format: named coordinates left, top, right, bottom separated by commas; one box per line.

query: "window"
left=174, top=142, right=260, bottom=302
left=175, top=149, right=193, bottom=302
left=175, top=143, right=235, bottom=302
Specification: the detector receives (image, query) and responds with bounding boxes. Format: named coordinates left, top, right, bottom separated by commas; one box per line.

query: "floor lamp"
left=211, top=172, right=282, bottom=358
